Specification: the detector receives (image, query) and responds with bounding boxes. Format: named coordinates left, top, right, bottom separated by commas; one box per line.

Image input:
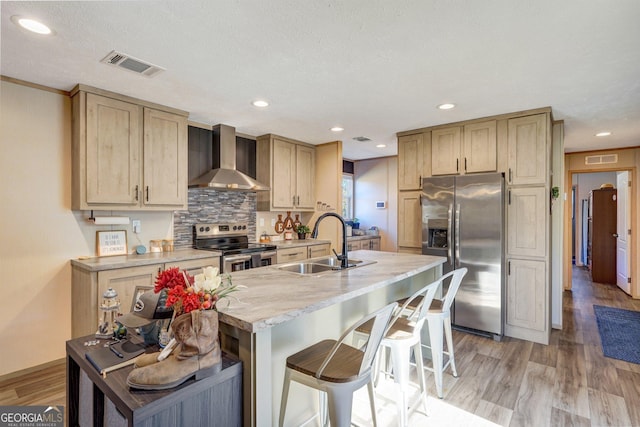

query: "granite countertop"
left=71, top=248, right=221, bottom=272
left=268, top=239, right=332, bottom=249
left=217, top=250, right=445, bottom=333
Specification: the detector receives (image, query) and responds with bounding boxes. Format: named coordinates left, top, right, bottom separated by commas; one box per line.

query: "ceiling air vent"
left=100, top=50, right=165, bottom=77
left=352, top=136, right=371, bottom=142
left=584, top=154, right=618, bottom=165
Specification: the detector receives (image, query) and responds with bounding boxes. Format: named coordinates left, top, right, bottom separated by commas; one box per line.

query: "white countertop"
left=217, top=250, right=445, bottom=333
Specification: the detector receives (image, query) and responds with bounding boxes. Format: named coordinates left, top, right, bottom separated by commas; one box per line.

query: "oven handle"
left=223, top=254, right=252, bottom=262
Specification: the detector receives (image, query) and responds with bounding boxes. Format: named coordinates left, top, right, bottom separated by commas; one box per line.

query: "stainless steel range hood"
left=188, top=124, right=270, bottom=191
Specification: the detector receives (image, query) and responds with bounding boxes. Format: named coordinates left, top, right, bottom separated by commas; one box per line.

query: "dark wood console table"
left=66, top=334, right=242, bottom=427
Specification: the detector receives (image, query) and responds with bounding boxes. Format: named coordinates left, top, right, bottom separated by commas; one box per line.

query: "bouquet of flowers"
left=154, top=266, right=239, bottom=316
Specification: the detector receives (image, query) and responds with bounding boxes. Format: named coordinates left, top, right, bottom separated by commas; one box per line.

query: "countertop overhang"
left=71, top=248, right=221, bottom=272
left=218, top=250, right=445, bottom=333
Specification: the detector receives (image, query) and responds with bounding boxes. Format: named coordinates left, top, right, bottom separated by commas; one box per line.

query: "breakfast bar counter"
left=216, top=250, right=445, bottom=426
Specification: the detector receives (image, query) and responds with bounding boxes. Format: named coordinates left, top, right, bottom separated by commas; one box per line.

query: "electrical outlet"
left=259, top=218, right=265, bottom=227
left=132, top=220, right=141, bottom=234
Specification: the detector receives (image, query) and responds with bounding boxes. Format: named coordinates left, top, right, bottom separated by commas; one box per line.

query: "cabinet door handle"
left=418, top=175, right=422, bottom=187
left=135, top=185, right=139, bottom=201
left=508, top=190, right=511, bottom=205
left=146, top=186, right=150, bottom=202
left=508, top=261, right=511, bottom=275
left=456, top=158, right=459, bottom=172
left=464, top=157, right=467, bottom=172
left=508, top=168, right=512, bottom=183
left=293, top=196, right=296, bottom=206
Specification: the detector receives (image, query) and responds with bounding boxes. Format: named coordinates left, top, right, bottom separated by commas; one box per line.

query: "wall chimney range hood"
left=188, top=124, right=269, bottom=191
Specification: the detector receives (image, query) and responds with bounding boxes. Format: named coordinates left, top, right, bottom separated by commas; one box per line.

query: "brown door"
left=590, top=188, right=617, bottom=284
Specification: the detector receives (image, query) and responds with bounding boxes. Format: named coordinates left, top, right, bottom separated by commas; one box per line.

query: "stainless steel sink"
left=312, top=257, right=365, bottom=267
left=277, top=262, right=337, bottom=274
left=276, top=257, right=376, bottom=275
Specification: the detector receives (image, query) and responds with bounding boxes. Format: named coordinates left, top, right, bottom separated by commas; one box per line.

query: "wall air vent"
left=352, top=136, right=371, bottom=142
left=100, top=50, right=165, bottom=77
left=584, top=154, right=618, bottom=165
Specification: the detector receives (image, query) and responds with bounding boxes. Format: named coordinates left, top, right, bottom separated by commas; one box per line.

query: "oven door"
left=256, top=251, right=277, bottom=268
left=223, top=254, right=252, bottom=273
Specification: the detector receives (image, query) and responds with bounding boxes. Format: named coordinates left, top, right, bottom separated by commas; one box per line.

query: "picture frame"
left=96, top=230, right=128, bottom=256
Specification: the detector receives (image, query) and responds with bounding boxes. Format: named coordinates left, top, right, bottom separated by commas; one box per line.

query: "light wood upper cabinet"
left=431, top=127, right=461, bottom=175
left=463, top=120, right=497, bottom=173
left=431, top=122, right=497, bottom=176
left=85, top=93, right=141, bottom=206
left=507, top=114, right=547, bottom=185
left=143, top=108, right=187, bottom=207
left=72, top=86, right=188, bottom=211
left=257, top=134, right=315, bottom=211
left=507, top=186, right=547, bottom=258
left=398, top=132, right=430, bottom=190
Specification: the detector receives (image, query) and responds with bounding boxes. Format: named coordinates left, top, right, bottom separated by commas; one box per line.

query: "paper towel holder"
left=88, top=210, right=131, bottom=225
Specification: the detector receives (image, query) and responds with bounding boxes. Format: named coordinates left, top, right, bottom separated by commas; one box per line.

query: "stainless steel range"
left=194, top=222, right=277, bottom=272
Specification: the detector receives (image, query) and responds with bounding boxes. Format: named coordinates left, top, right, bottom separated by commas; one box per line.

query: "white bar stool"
left=397, top=267, right=467, bottom=399
left=355, top=280, right=441, bottom=427
left=278, top=302, right=397, bottom=427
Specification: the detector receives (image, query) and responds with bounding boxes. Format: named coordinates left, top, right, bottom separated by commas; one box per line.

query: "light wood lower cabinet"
left=277, top=246, right=308, bottom=264
left=347, top=240, right=363, bottom=251
left=72, top=256, right=220, bottom=338
left=505, top=258, right=547, bottom=343
left=308, top=243, right=331, bottom=258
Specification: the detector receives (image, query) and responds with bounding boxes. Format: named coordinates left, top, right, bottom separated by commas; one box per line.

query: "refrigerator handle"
left=455, top=203, right=461, bottom=268
left=447, top=204, right=453, bottom=266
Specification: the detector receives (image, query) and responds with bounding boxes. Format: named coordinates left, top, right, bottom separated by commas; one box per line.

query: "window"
left=342, top=174, right=353, bottom=219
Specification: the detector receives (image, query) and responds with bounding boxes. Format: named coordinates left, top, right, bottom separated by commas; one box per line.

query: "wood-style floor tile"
left=509, top=361, right=556, bottom=427
left=481, top=338, right=533, bottom=410
left=587, top=388, right=632, bottom=427
left=616, top=368, right=640, bottom=426
left=474, top=399, right=513, bottom=427
left=549, top=407, right=591, bottom=427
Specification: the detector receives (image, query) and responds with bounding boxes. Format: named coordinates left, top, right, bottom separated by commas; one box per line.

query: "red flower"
left=154, top=267, right=192, bottom=293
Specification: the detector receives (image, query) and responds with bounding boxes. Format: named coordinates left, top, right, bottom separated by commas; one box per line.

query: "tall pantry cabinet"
left=397, top=108, right=554, bottom=345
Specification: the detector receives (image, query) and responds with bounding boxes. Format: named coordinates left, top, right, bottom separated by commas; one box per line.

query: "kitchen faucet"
left=311, top=212, right=349, bottom=269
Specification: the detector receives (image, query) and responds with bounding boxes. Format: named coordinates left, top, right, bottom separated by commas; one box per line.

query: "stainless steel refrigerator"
left=422, top=173, right=504, bottom=338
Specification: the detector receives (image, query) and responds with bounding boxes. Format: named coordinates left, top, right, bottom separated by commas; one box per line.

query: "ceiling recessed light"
left=437, top=103, right=455, bottom=110
left=252, top=100, right=269, bottom=108
left=330, top=127, right=344, bottom=132
left=595, top=131, right=611, bottom=137
left=376, top=144, right=386, bottom=148
left=11, top=16, right=53, bottom=35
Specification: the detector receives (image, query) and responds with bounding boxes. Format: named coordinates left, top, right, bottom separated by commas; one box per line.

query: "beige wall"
left=0, top=80, right=173, bottom=376
left=354, top=157, right=398, bottom=252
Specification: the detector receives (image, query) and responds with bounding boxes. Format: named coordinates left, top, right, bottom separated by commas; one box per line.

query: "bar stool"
left=278, top=302, right=397, bottom=427
left=355, top=280, right=441, bottom=427
left=397, top=267, right=467, bottom=399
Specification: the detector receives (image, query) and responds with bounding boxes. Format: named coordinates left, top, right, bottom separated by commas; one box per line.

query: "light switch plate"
left=132, top=220, right=141, bottom=234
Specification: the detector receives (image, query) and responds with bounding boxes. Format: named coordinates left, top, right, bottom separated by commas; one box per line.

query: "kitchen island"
left=216, top=249, right=445, bottom=426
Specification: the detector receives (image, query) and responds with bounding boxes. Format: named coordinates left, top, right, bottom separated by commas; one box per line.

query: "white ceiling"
left=2, top=1, right=639, bottom=160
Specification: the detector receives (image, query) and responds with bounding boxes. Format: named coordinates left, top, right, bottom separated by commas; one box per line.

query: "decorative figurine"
left=96, top=287, right=121, bottom=339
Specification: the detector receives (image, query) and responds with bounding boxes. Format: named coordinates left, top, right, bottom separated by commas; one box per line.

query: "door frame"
left=563, top=149, right=637, bottom=297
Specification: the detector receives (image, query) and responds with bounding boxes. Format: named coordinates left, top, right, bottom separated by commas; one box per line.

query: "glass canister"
left=162, top=239, right=174, bottom=252
left=150, top=239, right=163, bottom=253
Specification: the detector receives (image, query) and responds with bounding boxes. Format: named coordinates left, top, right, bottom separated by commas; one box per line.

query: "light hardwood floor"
left=2, top=266, right=639, bottom=426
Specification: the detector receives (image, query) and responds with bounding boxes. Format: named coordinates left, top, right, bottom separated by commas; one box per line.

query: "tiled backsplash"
left=173, top=189, right=257, bottom=248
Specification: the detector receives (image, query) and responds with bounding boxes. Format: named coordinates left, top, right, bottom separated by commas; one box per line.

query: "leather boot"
left=127, top=310, right=222, bottom=390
